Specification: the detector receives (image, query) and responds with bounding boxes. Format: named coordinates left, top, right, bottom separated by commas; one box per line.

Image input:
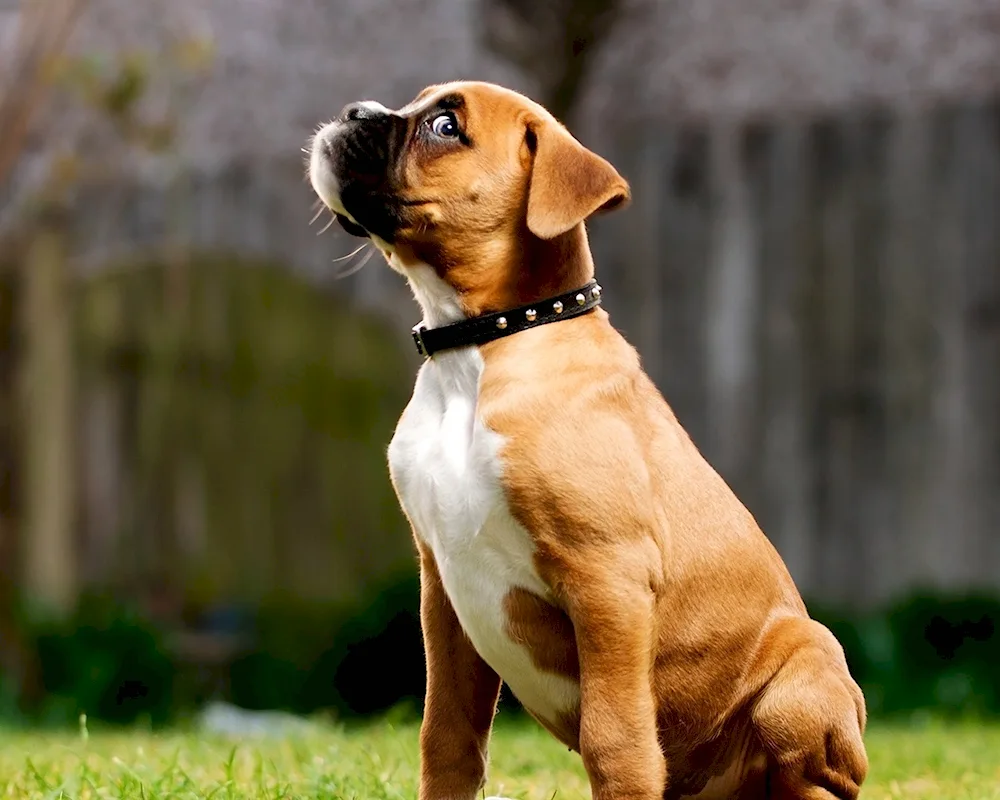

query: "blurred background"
left=1, top=0, right=999, bottom=730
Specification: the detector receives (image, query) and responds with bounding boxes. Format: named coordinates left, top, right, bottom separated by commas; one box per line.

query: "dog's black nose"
left=339, top=102, right=387, bottom=124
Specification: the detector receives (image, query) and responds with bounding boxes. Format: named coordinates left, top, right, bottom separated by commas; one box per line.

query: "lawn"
left=1, top=716, right=999, bottom=799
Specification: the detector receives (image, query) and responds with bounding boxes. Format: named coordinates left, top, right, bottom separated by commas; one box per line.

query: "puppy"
left=308, top=81, right=868, bottom=800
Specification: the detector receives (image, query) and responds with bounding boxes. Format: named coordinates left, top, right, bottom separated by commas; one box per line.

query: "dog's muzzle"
left=310, top=102, right=406, bottom=241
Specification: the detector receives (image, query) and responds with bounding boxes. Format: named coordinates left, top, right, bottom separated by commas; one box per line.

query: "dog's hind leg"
left=749, top=618, right=868, bottom=800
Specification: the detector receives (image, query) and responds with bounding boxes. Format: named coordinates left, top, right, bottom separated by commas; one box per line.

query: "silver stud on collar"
left=552, top=300, right=563, bottom=314
left=576, top=293, right=586, bottom=306
left=591, top=285, right=602, bottom=300
left=526, top=309, right=537, bottom=322
left=496, top=316, right=508, bottom=330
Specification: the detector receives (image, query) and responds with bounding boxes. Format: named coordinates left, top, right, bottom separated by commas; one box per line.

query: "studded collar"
left=411, top=280, right=603, bottom=357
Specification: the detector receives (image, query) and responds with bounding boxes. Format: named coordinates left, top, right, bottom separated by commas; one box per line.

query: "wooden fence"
left=592, top=100, right=1000, bottom=607
left=4, top=97, right=1000, bottom=612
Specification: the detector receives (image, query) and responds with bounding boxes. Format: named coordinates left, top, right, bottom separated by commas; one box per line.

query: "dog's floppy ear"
left=525, top=119, right=630, bottom=240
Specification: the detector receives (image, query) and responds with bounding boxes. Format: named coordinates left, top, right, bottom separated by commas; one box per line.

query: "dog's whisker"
left=335, top=245, right=376, bottom=280
left=332, top=242, right=368, bottom=263
left=309, top=205, right=327, bottom=226
left=316, top=214, right=338, bottom=235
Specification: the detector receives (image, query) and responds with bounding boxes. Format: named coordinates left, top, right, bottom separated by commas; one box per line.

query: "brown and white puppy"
left=308, top=82, right=868, bottom=800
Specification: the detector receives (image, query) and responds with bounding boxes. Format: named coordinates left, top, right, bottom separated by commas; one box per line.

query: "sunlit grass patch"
left=0, top=716, right=998, bottom=798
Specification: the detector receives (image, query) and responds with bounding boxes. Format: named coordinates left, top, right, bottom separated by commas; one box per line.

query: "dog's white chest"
left=387, top=348, right=579, bottom=723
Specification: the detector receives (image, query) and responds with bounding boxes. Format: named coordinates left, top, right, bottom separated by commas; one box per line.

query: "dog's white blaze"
left=388, top=265, right=580, bottom=729
left=358, top=99, right=392, bottom=115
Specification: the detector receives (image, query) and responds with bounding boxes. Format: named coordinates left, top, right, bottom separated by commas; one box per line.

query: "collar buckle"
left=411, top=323, right=427, bottom=356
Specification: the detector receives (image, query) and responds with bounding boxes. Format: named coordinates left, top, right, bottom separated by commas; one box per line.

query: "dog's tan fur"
left=318, top=81, right=868, bottom=800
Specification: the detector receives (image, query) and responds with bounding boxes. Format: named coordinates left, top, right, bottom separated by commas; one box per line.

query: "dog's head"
left=309, top=82, right=629, bottom=314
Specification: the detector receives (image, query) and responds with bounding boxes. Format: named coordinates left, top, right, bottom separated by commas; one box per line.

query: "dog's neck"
left=511, top=224, right=596, bottom=309
left=400, top=261, right=468, bottom=329
left=395, top=224, right=596, bottom=329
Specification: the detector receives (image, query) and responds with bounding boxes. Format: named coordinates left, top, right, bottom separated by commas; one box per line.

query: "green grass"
left=1, top=717, right=999, bottom=799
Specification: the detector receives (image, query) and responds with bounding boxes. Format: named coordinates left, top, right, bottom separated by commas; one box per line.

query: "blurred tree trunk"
left=20, top=212, right=77, bottom=616
left=0, top=0, right=84, bottom=707
left=0, top=263, right=35, bottom=706
left=479, top=0, right=631, bottom=126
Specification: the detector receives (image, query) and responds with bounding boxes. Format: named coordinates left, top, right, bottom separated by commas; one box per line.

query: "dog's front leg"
left=417, top=542, right=503, bottom=800
left=566, top=560, right=666, bottom=800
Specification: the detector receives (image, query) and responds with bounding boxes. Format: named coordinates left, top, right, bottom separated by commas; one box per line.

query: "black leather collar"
left=411, top=280, right=603, bottom=357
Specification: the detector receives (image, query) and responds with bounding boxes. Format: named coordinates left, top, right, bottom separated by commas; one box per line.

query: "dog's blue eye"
left=430, top=113, right=458, bottom=139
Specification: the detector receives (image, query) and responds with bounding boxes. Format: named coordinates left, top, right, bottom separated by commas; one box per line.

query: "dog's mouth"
left=334, top=197, right=433, bottom=239
left=335, top=213, right=370, bottom=238
left=335, top=193, right=403, bottom=242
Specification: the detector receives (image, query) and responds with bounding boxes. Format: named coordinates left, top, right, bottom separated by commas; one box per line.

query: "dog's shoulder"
left=477, top=316, right=680, bottom=558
